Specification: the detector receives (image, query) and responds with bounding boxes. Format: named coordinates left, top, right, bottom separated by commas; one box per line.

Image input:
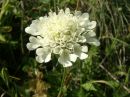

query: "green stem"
left=57, top=68, right=67, bottom=97
left=20, top=0, right=24, bottom=54
left=76, top=0, right=80, bottom=10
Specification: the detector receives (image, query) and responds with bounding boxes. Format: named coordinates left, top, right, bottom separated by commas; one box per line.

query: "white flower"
left=25, top=8, right=100, bottom=67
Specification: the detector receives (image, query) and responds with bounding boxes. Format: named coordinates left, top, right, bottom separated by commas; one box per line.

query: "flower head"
left=25, top=8, right=100, bottom=67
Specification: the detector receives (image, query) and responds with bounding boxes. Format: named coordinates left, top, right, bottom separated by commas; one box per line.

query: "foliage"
left=0, top=0, right=130, bottom=97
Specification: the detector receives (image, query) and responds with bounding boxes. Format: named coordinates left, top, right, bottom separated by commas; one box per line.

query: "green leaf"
left=0, top=67, right=9, bottom=87
left=82, top=80, right=119, bottom=93
left=39, top=0, right=50, bottom=4
left=105, top=81, right=119, bottom=88
left=0, top=26, right=12, bottom=33
left=82, top=82, right=97, bottom=91
left=93, top=80, right=119, bottom=89
left=0, top=34, right=6, bottom=42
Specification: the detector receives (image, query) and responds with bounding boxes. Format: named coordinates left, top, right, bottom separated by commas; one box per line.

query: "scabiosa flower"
left=25, top=8, right=100, bottom=67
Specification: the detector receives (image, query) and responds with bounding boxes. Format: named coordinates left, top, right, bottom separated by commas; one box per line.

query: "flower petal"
left=81, top=46, right=88, bottom=52
left=79, top=21, right=86, bottom=26
left=65, top=8, right=70, bottom=14
left=87, top=21, right=96, bottom=29
left=29, top=36, right=38, bottom=43
left=58, top=50, right=72, bottom=67
left=26, top=43, right=40, bottom=50
left=79, top=53, right=88, bottom=60
left=81, top=13, right=89, bottom=21
left=73, top=44, right=82, bottom=56
left=59, top=9, right=64, bottom=14
left=36, top=56, right=44, bottom=63
left=25, top=27, right=32, bottom=34
left=58, top=58, right=72, bottom=67
left=44, top=53, right=51, bottom=63
left=36, top=48, right=44, bottom=56
left=69, top=54, right=77, bottom=62
left=63, top=61, right=72, bottom=67
left=53, top=46, right=61, bottom=54
left=78, top=36, right=86, bottom=43
left=74, top=44, right=88, bottom=60
left=86, top=37, right=100, bottom=46
left=74, top=11, right=81, bottom=16
left=84, top=31, right=96, bottom=37
left=26, top=36, right=41, bottom=50
left=36, top=48, right=51, bottom=63
left=48, top=11, right=53, bottom=17
left=39, top=17, right=44, bottom=20
left=25, top=20, right=41, bottom=36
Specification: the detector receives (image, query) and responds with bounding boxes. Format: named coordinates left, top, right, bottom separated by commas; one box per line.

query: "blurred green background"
left=0, top=0, right=130, bottom=97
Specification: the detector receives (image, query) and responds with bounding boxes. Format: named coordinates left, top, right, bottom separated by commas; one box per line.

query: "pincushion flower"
left=25, top=8, right=100, bottom=67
